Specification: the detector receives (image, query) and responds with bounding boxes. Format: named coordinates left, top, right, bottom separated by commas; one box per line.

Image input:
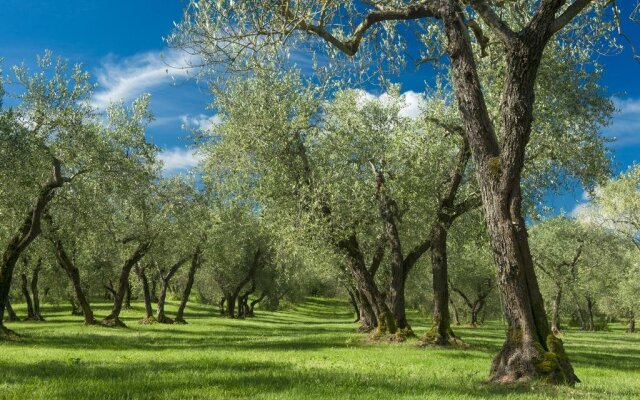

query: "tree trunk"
left=69, top=296, right=83, bottom=316
left=441, top=2, right=578, bottom=385
left=347, top=288, right=360, bottom=323
left=150, top=278, right=158, bottom=303
left=20, top=273, right=36, bottom=320
left=586, top=298, right=595, bottom=332
left=5, top=299, right=18, bottom=322
left=449, top=298, right=461, bottom=326
left=237, top=296, right=245, bottom=318
left=356, top=288, right=377, bottom=332
left=425, top=224, right=459, bottom=344
left=551, top=286, right=562, bottom=335
left=31, top=259, right=44, bottom=321
left=219, top=297, right=226, bottom=316
left=103, top=241, right=151, bottom=327
left=339, top=235, right=396, bottom=335
left=156, top=256, right=189, bottom=324
left=0, top=160, right=68, bottom=336
left=124, top=279, right=132, bottom=309
left=55, top=241, right=96, bottom=325
left=135, top=264, right=154, bottom=322
left=225, top=294, right=236, bottom=318
left=175, top=248, right=201, bottom=324
left=249, top=292, right=267, bottom=316
left=628, top=316, right=636, bottom=334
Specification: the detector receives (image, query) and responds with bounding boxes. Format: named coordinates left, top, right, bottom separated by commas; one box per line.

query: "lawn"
left=0, top=298, right=638, bottom=399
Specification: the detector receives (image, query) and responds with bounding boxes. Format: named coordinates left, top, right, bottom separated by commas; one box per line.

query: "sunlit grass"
left=1, top=298, right=639, bottom=399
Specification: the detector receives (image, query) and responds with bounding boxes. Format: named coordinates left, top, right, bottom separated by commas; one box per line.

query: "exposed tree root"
left=0, top=325, right=18, bottom=339
left=421, top=325, right=465, bottom=347
left=138, top=316, right=157, bottom=325
left=101, top=317, right=127, bottom=328
left=173, top=317, right=187, bottom=325
left=489, top=330, right=579, bottom=385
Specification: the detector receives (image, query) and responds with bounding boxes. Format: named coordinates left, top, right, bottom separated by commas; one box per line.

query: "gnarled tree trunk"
left=103, top=241, right=151, bottom=327
left=0, top=160, right=68, bottom=336
left=54, top=240, right=96, bottom=325
left=156, top=255, right=190, bottom=324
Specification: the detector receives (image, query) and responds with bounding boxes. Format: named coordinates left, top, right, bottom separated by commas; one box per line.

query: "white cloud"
left=158, top=147, right=204, bottom=172
left=92, top=49, right=200, bottom=110
left=357, top=90, right=426, bottom=120
left=604, top=97, right=640, bottom=146
left=179, top=113, right=221, bottom=132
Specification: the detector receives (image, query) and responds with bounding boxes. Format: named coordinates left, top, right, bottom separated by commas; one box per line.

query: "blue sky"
left=1, top=0, right=638, bottom=214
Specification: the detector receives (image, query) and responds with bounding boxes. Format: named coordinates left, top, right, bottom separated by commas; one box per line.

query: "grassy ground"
left=0, top=298, right=639, bottom=400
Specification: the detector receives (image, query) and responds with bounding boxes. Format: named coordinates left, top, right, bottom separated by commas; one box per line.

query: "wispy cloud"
left=604, top=97, right=640, bottom=147
left=158, top=147, right=203, bottom=173
left=92, top=49, right=200, bottom=110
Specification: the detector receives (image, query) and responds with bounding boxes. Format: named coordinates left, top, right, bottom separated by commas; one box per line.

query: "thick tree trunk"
left=150, top=279, right=158, bottom=303
left=425, top=224, right=459, bottom=344
left=156, top=256, right=189, bottom=324
left=225, top=294, right=236, bottom=318
left=20, top=272, right=36, bottom=320
left=124, top=279, right=132, bottom=309
left=0, top=160, right=67, bottom=336
left=175, top=248, right=201, bottom=324
left=31, top=259, right=44, bottom=321
left=339, top=235, right=396, bottom=335
left=135, top=264, right=154, bottom=323
left=55, top=241, right=96, bottom=325
left=356, top=288, right=377, bottom=332
left=441, top=2, right=578, bottom=385
left=103, top=241, right=151, bottom=327
left=551, top=286, right=562, bottom=335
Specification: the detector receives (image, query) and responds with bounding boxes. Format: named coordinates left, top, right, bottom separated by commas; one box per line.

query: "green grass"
left=1, top=298, right=639, bottom=399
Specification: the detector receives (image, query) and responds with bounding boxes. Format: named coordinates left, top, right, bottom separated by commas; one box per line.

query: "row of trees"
left=2, top=0, right=638, bottom=387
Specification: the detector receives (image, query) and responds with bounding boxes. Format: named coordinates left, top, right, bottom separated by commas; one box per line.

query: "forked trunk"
left=356, top=288, right=377, bottom=332
left=103, top=241, right=151, bottom=327
left=347, top=289, right=360, bottom=323
left=55, top=242, right=96, bottom=325
left=156, top=256, right=189, bottom=324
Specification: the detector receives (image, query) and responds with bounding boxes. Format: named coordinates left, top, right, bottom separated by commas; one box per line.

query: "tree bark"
left=628, top=316, right=636, bottom=334
left=135, top=264, right=154, bottom=322
left=124, top=279, right=132, bottom=309
left=0, top=160, right=68, bottom=335
left=31, top=258, right=44, bottom=321
left=156, top=256, right=190, bottom=324
left=347, top=288, right=360, bottom=323
left=175, top=247, right=202, bottom=324
left=224, top=293, right=236, bottom=318
left=103, top=241, right=151, bottom=327
left=219, top=297, right=226, bottom=316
